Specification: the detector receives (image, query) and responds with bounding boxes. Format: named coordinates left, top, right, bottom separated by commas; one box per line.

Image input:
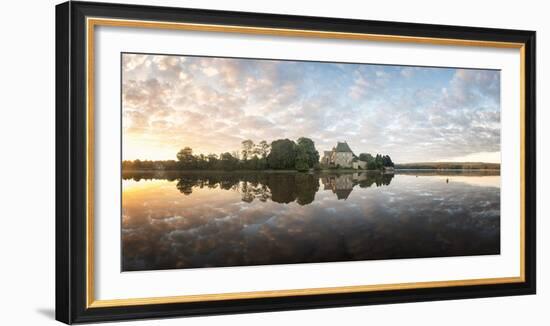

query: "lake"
left=121, top=170, right=500, bottom=271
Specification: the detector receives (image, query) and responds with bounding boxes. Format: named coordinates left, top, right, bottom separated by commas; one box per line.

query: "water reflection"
left=123, top=171, right=395, bottom=204
left=122, top=171, right=500, bottom=271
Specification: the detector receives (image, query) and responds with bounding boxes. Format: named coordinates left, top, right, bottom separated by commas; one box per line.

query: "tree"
left=248, top=155, right=260, bottom=170
left=177, top=147, right=195, bottom=169
left=257, top=140, right=270, bottom=159
left=203, top=154, right=216, bottom=169
left=255, top=140, right=270, bottom=170
left=382, top=155, right=394, bottom=167
left=294, top=145, right=310, bottom=171
left=133, top=159, right=142, bottom=170
left=195, top=154, right=206, bottom=169
left=359, top=153, right=377, bottom=170
left=267, top=139, right=297, bottom=169
left=163, top=160, right=178, bottom=171
left=358, top=152, right=393, bottom=170
left=177, top=147, right=193, bottom=160
left=219, top=152, right=239, bottom=170
left=241, top=139, right=255, bottom=161
left=122, top=160, right=134, bottom=170
left=296, top=137, right=320, bottom=168
left=359, top=153, right=374, bottom=162
left=374, top=154, right=384, bottom=170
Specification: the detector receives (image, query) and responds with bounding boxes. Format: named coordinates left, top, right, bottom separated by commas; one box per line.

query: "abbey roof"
left=335, top=142, right=353, bottom=153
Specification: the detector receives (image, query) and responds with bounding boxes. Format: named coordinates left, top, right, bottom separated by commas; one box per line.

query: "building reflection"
left=321, top=173, right=394, bottom=200
left=322, top=174, right=354, bottom=200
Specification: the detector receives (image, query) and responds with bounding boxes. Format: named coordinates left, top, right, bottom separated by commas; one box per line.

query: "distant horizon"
left=122, top=53, right=501, bottom=164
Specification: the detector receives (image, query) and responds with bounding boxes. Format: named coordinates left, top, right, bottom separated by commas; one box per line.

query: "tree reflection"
left=357, top=173, right=394, bottom=188
left=295, top=174, right=319, bottom=205
left=241, top=181, right=271, bottom=203
left=123, top=171, right=394, bottom=204
left=263, top=174, right=320, bottom=205
left=176, top=178, right=194, bottom=195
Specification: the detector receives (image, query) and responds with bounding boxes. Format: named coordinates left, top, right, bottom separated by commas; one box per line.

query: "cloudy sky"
left=122, top=53, right=500, bottom=163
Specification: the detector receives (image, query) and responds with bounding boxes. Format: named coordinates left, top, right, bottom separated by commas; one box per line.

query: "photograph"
left=50, top=1, right=538, bottom=324
left=121, top=53, right=502, bottom=271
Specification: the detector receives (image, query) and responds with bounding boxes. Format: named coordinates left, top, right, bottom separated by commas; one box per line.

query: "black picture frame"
left=56, top=1, right=536, bottom=324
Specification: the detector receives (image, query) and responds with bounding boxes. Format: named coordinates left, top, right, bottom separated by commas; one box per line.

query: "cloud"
left=400, top=67, right=416, bottom=78
left=122, top=54, right=500, bottom=163
left=202, top=67, right=218, bottom=77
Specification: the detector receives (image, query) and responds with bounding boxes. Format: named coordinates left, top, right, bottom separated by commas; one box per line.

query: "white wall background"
left=0, top=0, right=546, bottom=324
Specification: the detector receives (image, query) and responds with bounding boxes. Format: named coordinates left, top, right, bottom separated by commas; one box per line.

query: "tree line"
left=122, top=138, right=396, bottom=172
left=357, top=153, right=394, bottom=170
left=122, top=137, right=321, bottom=172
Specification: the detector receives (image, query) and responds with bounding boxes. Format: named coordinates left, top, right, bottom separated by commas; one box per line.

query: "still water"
left=122, top=171, right=500, bottom=271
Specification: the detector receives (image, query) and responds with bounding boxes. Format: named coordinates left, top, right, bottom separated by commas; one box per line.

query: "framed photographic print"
left=56, top=1, right=536, bottom=324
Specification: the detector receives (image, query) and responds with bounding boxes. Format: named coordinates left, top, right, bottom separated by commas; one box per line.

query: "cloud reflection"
left=122, top=172, right=500, bottom=271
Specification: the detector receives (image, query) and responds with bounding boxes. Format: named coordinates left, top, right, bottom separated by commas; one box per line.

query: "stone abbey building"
left=321, top=141, right=366, bottom=169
